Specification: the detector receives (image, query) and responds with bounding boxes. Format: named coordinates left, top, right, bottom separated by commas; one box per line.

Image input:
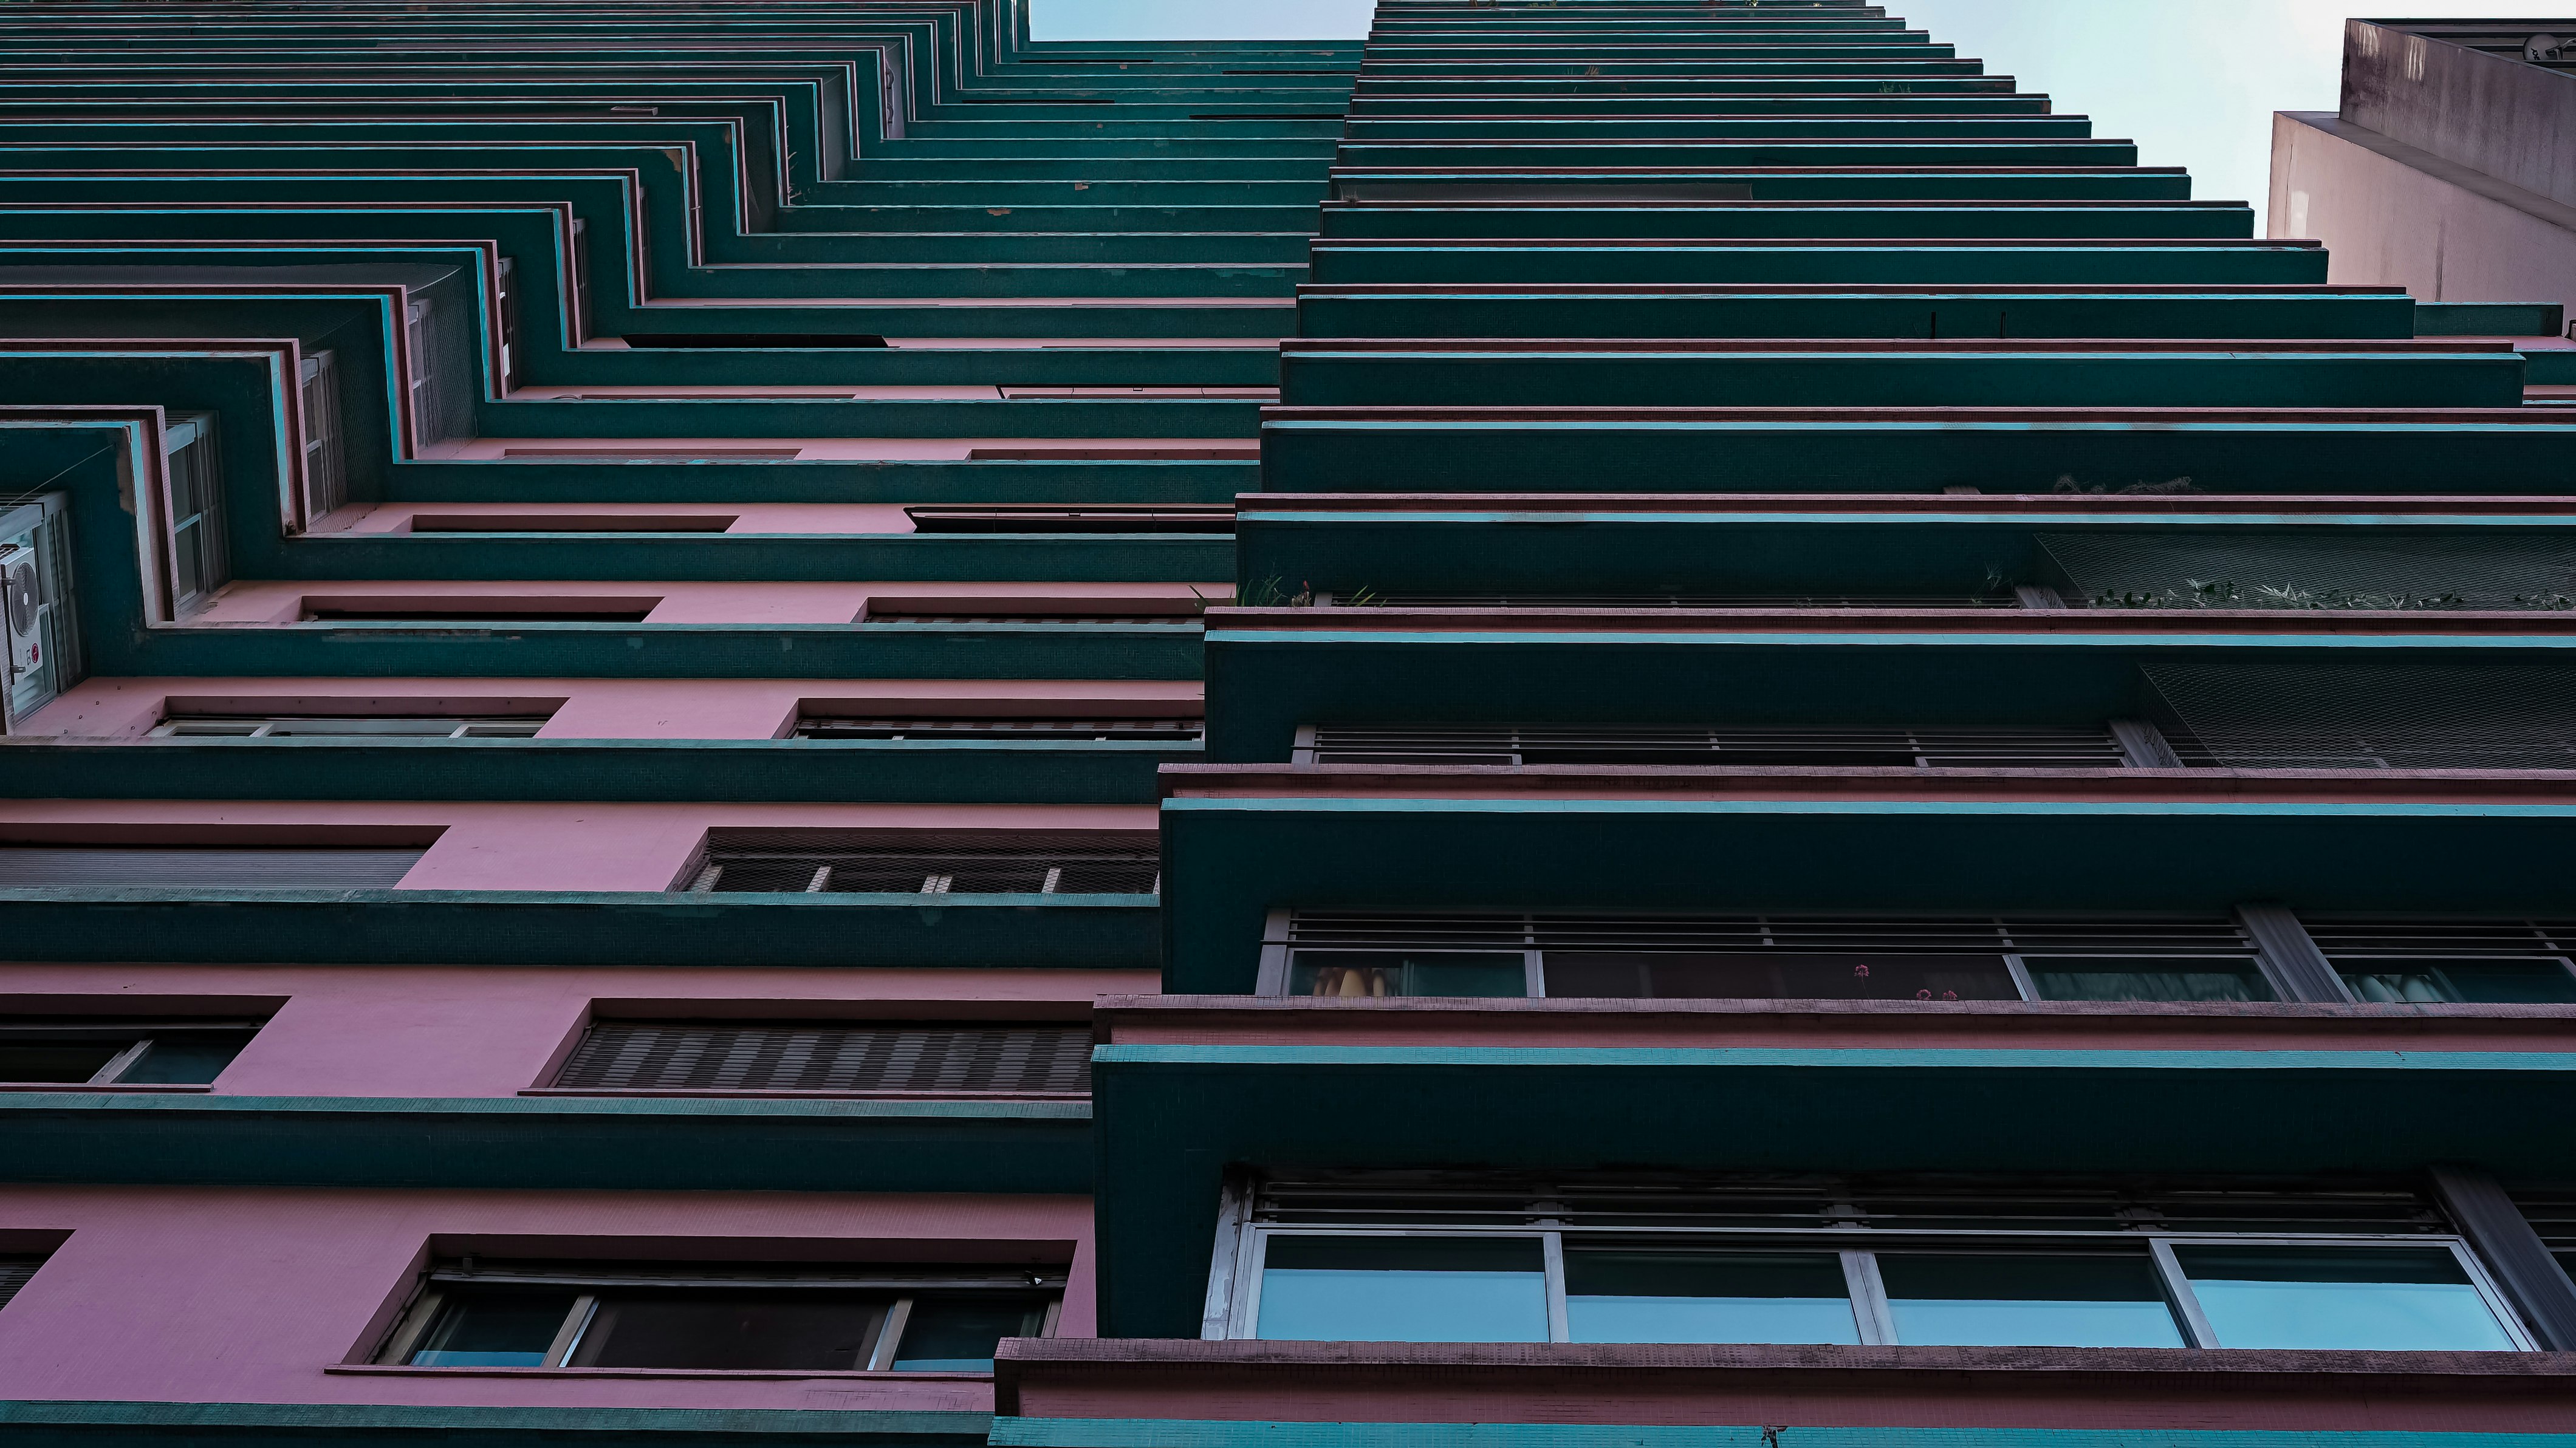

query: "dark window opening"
left=302, top=602, right=659, bottom=624
left=0, top=1251, right=53, bottom=1313
left=155, top=715, right=549, bottom=739
left=382, top=1262, right=1061, bottom=1373
left=0, top=1017, right=264, bottom=1085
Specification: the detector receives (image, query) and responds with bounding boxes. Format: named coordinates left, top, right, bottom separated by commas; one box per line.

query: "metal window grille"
left=684, top=830, right=1160, bottom=896
left=2143, top=663, right=2576, bottom=770
left=1303, top=725, right=2128, bottom=768
left=0, top=847, right=424, bottom=888
left=0, top=1255, right=46, bottom=1311
left=299, top=350, right=348, bottom=521
left=2509, top=1190, right=2576, bottom=1259
left=2298, top=918, right=2576, bottom=957
left=553, top=1021, right=1092, bottom=1094
left=793, top=717, right=1202, bottom=742
left=163, top=412, right=228, bottom=615
left=151, top=716, right=549, bottom=739
left=2043, top=533, right=2576, bottom=612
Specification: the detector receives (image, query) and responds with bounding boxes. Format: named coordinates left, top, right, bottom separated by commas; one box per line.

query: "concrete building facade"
left=5, top=4, right=2576, bottom=1448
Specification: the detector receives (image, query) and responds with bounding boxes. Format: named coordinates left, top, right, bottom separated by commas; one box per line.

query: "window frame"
left=375, top=1265, right=1066, bottom=1373
left=2329, top=953, right=2576, bottom=1003
left=1213, top=1221, right=2536, bottom=1351
left=1262, top=938, right=2278, bottom=1005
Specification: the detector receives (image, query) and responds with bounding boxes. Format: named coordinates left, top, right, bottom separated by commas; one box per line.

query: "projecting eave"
left=1156, top=768, right=2576, bottom=993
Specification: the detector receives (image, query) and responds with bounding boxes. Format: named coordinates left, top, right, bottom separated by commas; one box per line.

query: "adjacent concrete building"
left=2273, top=18, right=2576, bottom=324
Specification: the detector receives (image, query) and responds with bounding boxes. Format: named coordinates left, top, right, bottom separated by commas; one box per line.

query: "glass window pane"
left=1288, top=951, right=1528, bottom=999
left=1879, top=1254, right=2185, bottom=1347
left=114, top=1032, right=256, bottom=1085
left=2024, top=956, right=2274, bottom=1003
left=575, top=1291, right=884, bottom=1370
left=409, top=1287, right=580, bottom=1366
left=890, top=1294, right=1052, bottom=1370
left=1544, top=952, right=2019, bottom=1002
left=0, top=1042, right=125, bottom=1082
left=2337, top=958, right=2576, bottom=1005
left=1258, top=1236, right=1548, bottom=1342
left=1566, top=1250, right=1858, bottom=1344
left=2176, top=1246, right=2516, bottom=1351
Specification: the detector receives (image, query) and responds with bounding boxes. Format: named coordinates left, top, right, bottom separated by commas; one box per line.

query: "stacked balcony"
left=1052, top=1, right=2576, bottom=1440
left=0, top=2, right=1355, bottom=1440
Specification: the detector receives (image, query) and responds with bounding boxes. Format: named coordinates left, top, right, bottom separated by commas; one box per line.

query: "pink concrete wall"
left=0, top=961, right=1148, bottom=1098
left=0, top=800, right=1156, bottom=893
left=20, top=675, right=1202, bottom=741
left=0, top=1184, right=1093, bottom=1412
left=2270, top=109, right=2576, bottom=315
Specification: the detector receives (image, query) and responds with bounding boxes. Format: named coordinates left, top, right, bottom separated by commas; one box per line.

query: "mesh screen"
left=2142, top=663, right=2576, bottom=769
left=2042, top=533, right=2576, bottom=612
left=555, top=1022, right=1091, bottom=1094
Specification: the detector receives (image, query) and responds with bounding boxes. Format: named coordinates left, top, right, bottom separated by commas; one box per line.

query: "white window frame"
left=1213, top=1222, right=2537, bottom=1351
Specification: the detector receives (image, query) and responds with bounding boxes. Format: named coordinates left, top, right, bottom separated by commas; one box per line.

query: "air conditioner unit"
left=0, top=544, right=44, bottom=686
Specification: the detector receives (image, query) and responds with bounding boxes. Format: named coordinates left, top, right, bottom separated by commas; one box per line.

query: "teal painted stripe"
left=0, top=1093, right=1089, bottom=1121
left=1161, top=797, right=2576, bottom=821
left=1203, top=630, right=2576, bottom=650
left=1262, top=422, right=2576, bottom=437
left=993, top=1418, right=2576, bottom=1448
left=1091, top=1044, right=2576, bottom=1071
left=1236, top=511, right=2576, bottom=529
left=0, top=1399, right=989, bottom=1438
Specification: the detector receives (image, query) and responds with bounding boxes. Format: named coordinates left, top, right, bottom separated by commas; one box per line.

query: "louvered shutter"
left=0, top=1257, right=45, bottom=1310
left=0, top=848, right=425, bottom=887
left=555, top=1023, right=1092, bottom=1094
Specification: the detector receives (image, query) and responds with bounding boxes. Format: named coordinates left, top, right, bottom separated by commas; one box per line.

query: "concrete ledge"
left=0, top=1399, right=989, bottom=1445
left=995, top=1339, right=2576, bottom=1432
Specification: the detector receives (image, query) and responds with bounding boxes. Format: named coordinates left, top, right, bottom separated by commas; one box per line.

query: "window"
left=1300, top=726, right=2129, bottom=770
left=1268, top=914, right=2273, bottom=1004
left=862, top=597, right=1204, bottom=624
left=300, top=350, right=348, bottom=520
left=552, top=1020, right=1091, bottom=1096
left=1217, top=1179, right=2533, bottom=1352
left=683, top=831, right=1159, bottom=896
left=302, top=600, right=659, bottom=623
left=902, top=505, right=1234, bottom=534
left=0, top=1017, right=260, bottom=1085
left=0, top=847, right=425, bottom=888
left=2304, top=918, right=2576, bottom=1004
left=163, top=412, right=228, bottom=616
left=0, top=1251, right=50, bottom=1312
left=793, top=715, right=1202, bottom=743
left=152, top=715, right=547, bottom=739
left=377, top=1262, right=1063, bottom=1373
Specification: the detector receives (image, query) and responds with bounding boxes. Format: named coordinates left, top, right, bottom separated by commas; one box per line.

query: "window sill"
left=326, top=1364, right=995, bottom=1382
left=0, top=1082, right=212, bottom=1093
left=516, top=1087, right=1089, bottom=1102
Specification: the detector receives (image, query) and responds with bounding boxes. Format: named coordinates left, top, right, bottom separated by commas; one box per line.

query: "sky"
left=1030, top=1, right=2576, bottom=233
